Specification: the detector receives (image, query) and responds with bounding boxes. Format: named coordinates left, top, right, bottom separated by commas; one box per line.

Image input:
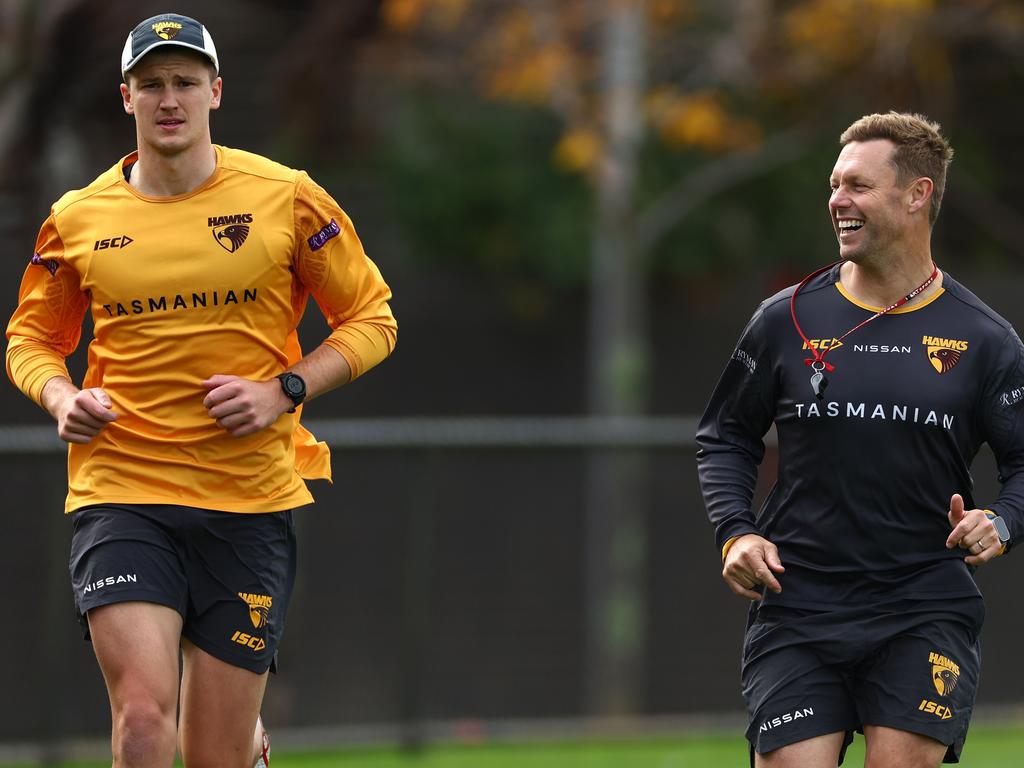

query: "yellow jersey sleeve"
left=6, top=214, right=90, bottom=406
left=292, top=172, right=397, bottom=379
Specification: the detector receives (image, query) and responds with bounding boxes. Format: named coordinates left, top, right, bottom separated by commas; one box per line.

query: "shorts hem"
left=748, top=729, right=855, bottom=768
left=861, top=719, right=966, bottom=762
left=182, top=627, right=275, bottom=675
left=76, top=591, right=186, bottom=639
left=78, top=590, right=185, bottom=618
left=748, top=722, right=855, bottom=756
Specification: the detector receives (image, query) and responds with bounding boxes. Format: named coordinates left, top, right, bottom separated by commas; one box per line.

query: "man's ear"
left=210, top=76, right=222, bottom=110
left=120, top=82, right=133, bottom=115
left=908, top=177, right=934, bottom=215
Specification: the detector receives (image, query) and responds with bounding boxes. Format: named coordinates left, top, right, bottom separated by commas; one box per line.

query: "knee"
left=113, top=698, right=175, bottom=760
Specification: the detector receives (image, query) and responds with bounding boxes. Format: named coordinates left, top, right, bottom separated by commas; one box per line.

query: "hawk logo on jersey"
left=929, top=347, right=961, bottom=373
left=213, top=224, right=250, bottom=253
left=923, top=336, right=968, bottom=374
left=152, top=21, right=183, bottom=40
left=208, top=213, right=253, bottom=253
left=30, top=252, right=58, bottom=275
left=929, top=651, right=960, bottom=696
left=238, top=592, right=273, bottom=629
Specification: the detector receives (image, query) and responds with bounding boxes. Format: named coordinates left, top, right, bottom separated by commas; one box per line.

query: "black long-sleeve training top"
left=696, top=265, right=1024, bottom=609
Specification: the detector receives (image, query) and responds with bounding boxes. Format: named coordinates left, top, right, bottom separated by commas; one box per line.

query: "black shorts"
left=69, top=504, right=297, bottom=674
left=742, top=599, right=984, bottom=765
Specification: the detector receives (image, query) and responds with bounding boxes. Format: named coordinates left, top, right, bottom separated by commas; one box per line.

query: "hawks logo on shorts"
left=929, top=651, right=960, bottom=696
left=238, top=592, right=273, bottom=629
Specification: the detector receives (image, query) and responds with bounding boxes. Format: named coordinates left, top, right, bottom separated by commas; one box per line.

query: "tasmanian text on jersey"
left=793, top=401, right=954, bottom=429
left=100, top=288, right=258, bottom=316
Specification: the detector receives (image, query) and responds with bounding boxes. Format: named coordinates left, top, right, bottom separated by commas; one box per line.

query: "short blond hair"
left=840, top=112, right=954, bottom=227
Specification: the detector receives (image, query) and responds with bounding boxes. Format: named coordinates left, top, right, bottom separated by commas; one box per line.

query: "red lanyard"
left=790, top=260, right=939, bottom=398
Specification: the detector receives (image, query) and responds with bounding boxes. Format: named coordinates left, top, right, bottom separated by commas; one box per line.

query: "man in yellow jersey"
left=5, top=13, right=396, bottom=768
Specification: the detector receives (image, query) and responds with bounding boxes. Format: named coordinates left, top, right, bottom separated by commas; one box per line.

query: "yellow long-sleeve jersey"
left=6, top=146, right=397, bottom=513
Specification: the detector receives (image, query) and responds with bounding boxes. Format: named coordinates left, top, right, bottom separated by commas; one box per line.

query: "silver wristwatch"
left=987, top=512, right=1011, bottom=545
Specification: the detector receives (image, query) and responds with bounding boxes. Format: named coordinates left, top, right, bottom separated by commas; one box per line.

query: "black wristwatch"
left=276, top=372, right=306, bottom=413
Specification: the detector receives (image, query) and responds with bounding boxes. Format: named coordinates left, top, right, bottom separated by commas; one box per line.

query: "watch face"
left=279, top=373, right=305, bottom=403
left=992, top=516, right=1011, bottom=543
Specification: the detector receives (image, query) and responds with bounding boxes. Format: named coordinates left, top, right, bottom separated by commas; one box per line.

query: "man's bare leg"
left=88, top=602, right=183, bottom=768
left=756, top=731, right=846, bottom=768
left=863, top=725, right=947, bottom=768
left=178, top=638, right=268, bottom=768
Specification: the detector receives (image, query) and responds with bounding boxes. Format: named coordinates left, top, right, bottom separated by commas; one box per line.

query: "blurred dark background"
left=3, top=0, right=1024, bottom=752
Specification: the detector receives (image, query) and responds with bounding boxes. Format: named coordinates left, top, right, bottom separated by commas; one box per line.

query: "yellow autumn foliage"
left=382, top=0, right=428, bottom=33
left=382, top=0, right=469, bottom=34
left=486, top=44, right=574, bottom=105
left=785, top=0, right=934, bottom=66
left=647, top=88, right=760, bottom=153
left=553, top=128, right=601, bottom=173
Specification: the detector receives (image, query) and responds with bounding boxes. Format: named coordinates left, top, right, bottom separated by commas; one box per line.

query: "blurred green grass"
left=12, top=724, right=1024, bottom=767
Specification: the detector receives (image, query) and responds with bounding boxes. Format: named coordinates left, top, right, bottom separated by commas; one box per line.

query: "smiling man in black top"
left=697, top=112, right=1024, bottom=767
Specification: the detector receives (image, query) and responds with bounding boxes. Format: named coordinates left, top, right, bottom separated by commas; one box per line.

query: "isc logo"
left=918, top=699, right=953, bottom=720
left=231, top=630, right=266, bottom=652
left=803, top=338, right=843, bottom=351
left=94, top=235, right=134, bottom=251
